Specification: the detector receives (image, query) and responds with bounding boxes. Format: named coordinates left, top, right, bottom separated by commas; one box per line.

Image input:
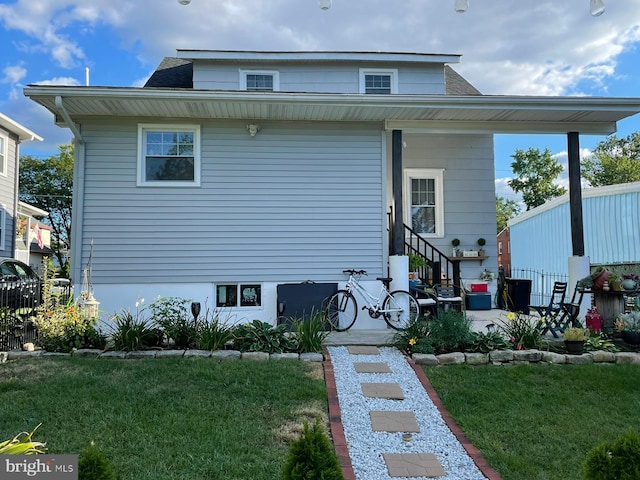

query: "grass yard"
left=0, top=357, right=328, bottom=480
left=424, top=363, right=640, bottom=480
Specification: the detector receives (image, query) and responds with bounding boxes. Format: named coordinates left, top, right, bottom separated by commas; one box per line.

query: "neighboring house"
left=15, top=201, right=54, bottom=276
left=0, top=113, right=42, bottom=259
left=23, top=50, right=640, bottom=327
left=497, top=227, right=511, bottom=277
left=509, top=181, right=640, bottom=279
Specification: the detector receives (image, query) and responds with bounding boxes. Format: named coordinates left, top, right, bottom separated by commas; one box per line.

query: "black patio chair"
left=530, top=281, right=567, bottom=337
left=409, top=285, right=438, bottom=318
left=434, top=283, right=464, bottom=312
left=558, top=283, right=587, bottom=332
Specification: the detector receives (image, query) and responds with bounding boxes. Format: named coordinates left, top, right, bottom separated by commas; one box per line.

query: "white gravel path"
left=328, top=346, right=488, bottom=480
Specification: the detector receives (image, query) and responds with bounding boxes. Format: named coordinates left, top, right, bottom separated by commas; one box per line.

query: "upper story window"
left=404, top=168, right=444, bottom=237
left=0, top=135, right=6, bottom=176
left=137, top=124, right=200, bottom=187
left=240, top=70, right=280, bottom=91
left=359, top=68, right=398, bottom=94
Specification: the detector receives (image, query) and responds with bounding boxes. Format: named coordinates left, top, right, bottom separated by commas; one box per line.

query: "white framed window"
left=403, top=168, right=444, bottom=237
left=0, top=206, right=5, bottom=250
left=359, top=68, right=398, bottom=94
left=137, top=124, right=200, bottom=187
left=239, top=69, right=280, bottom=91
left=498, top=242, right=503, bottom=255
left=0, top=134, right=6, bottom=176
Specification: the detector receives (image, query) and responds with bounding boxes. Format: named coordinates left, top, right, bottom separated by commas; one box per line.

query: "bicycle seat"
left=376, top=277, right=392, bottom=286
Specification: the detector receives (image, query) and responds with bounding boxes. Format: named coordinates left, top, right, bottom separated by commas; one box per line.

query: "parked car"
left=0, top=257, right=42, bottom=313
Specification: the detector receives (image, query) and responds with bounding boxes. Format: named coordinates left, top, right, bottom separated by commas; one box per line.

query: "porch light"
left=318, top=0, right=331, bottom=10
left=590, top=0, right=605, bottom=16
left=177, top=0, right=191, bottom=4
left=247, top=124, right=260, bottom=136
left=454, top=0, right=468, bottom=13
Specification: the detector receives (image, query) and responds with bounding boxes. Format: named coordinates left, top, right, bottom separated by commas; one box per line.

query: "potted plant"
left=451, top=238, right=461, bottom=257
left=479, top=269, right=494, bottom=282
left=477, top=237, right=486, bottom=256
left=408, top=254, right=427, bottom=283
left=607, top=273, right=623, bottom=291
left=563, top=327, right=590, bottom=354
left=615, top=311, right=640, bottom=346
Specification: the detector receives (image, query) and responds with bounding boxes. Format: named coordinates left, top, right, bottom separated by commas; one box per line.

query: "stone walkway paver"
left=361, top=382, right=405, bottom=400
left=354, top=362, right=392, bottom=373
left=370, top=411, right=419, bottom=432
left=383, top=453, right=447, bottom=478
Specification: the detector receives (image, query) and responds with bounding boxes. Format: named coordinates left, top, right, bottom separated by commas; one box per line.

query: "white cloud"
left=31, top=77, right=82, bottom=86
left=2, top=64, right=27, bottom=84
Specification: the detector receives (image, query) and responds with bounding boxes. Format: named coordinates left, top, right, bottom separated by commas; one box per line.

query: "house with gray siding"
left=0, top=113, right=42, bottom=259
left=23, top=51, right=640, bottom=327
left=509, top=181, right=640, bottom=277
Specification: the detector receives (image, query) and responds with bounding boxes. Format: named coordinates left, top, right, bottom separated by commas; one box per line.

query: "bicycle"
left=325, top=269, right=419, bottom=331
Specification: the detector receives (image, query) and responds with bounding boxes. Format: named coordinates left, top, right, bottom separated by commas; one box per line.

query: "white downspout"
left=54, top=96, right=85, bottom=287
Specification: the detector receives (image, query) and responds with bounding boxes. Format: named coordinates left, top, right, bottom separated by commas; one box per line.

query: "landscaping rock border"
left=1, top=348, right=325, bottom=362
left=411, top=349, right=640, bottom=366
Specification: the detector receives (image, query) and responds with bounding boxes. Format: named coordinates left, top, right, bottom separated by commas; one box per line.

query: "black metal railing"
left=387, top=209, right=460, bottom=287
left=510, top=267, right=568, bottom=306
left=0, top=279, right=41, bottom=351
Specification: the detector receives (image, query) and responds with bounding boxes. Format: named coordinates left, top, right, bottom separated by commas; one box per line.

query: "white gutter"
left=54, top=95, right=85, bottom=288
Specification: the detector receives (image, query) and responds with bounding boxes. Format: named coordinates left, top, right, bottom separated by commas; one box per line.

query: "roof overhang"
left=0, top=112, right=43, bottom=142
left=23, top=86, right=640, bottom=136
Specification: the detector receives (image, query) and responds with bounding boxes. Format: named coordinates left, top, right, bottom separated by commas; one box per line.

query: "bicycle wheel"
left=325, top=290, right=357, bottom=331
left=383, top=290, right=419, bottom=330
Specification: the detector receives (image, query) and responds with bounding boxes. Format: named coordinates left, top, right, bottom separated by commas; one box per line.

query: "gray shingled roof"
left=144, top=57, right=481, bottom=95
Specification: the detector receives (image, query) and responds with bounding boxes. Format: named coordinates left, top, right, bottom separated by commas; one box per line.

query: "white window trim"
left=403, top=168, right=445, bottom=238
left=359, top=68, right=398, bottom=94
left=0, top=205, right=5, bottom=250
left=0, top=133, right=7, bottom=177
left=137, top=124, right=201, bottom=187
left=239, top=69, right=280, bottom=91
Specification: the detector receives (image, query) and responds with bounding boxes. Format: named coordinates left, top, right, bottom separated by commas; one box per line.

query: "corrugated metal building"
left=509, top=181, right=640, bottom=276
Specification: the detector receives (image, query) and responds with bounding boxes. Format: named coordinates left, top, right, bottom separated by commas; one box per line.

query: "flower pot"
left=622, top=279, right=637, bottom=291
left=564, top=340, right=585, bottom=355
left=621, top=330, right=640, bottom=346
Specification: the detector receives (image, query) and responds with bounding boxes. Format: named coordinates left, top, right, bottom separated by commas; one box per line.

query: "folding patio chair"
left=410, top=285, right=439, bottom=318
left=434, top=283, right=464, bottom=312
left=558, top=283, right=587, bottom=332
left=530, top=281, right=567, bottom=337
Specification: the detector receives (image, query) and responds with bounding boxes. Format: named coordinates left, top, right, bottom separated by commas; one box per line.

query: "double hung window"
left=404, top=169, right=444, bottom=237
left=359, top=69, right=397, bottom=94
left=138, top=125, right=200, bottom=186
left=240, top=70, right=279, bottom=91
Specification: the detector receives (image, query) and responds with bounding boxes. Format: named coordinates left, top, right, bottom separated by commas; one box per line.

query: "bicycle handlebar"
left=343, top=269, right=367, bottom=276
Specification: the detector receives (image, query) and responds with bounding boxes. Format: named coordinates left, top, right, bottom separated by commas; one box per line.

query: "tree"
left=19, top=144, right=74, bottom=274
left=581, top=132, right=640, bottom=187
left=496, top=196, right=521, bottom=233
left=507, top=147, right=566, bottom=210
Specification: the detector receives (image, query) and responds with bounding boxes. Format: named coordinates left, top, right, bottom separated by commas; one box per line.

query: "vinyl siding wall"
left=510, top=184, right=640, bottom=275
left=0, top=129, right=16, bottom=256
left=79, top=120, right=386, bottom=285
left=192, top=62, right=445, bottom=94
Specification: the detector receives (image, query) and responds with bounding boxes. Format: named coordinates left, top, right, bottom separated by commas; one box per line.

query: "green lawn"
left=0, top=358, right=327, bottom=480
left=424, top=364, right=640, bottom=480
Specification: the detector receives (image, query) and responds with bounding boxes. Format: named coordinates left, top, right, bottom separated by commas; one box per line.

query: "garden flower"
left=507, top=312, right=515, bottom=321
left=409, top=338, right=416, bottom=346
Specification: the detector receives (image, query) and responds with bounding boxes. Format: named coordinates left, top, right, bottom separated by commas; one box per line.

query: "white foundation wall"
left=92, top=279, right=391, bottom=330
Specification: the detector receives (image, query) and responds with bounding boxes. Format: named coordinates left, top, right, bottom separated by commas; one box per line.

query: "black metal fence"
left=510, top=267, right=568, bottom=307
left=0, top=280, right=41, bottom=351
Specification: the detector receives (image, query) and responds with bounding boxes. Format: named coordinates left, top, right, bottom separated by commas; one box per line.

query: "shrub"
left=109, top=308, right=158, bottom=351
left=584, top=429, right=640, bottom=480
left=294, top=310, right=330, bottom=353
left=196, top=308, right=235, bottom=351
left=78, top=443, right=117, bottom=480
left=497, top=311, right=542, bottom=350
left=232, top=320, right=297, bottom=354
left=466, top=331, right=509, bottom=353
left=392, top=317, right=434, bottom=354
left=282, top=418, right=344, bottom=480
left=0, top=424, right=46, bottom=455
left=148, top=296, right=197, bottom=348
left=429, top=309, right=473, bottom=353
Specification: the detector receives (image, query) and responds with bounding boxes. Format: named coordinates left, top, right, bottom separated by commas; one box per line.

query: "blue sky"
left=2, top=0, right=639, bottom=202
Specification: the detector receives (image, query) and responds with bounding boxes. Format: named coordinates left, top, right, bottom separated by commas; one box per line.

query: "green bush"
left=109, top=309, right=159, bottom=351
left=294, top=310, right=329, bottom=353
left=584, top=429, right=640, bottom=480
left=282, top=418, right=344, bottom=480
left=429, top=309, right=473, bottom=353
left=148, top=296, right=196, bottom=348
left=392, top=317, right=434, bottom=354
left=78, top=443, right=117, bottom=480
left=497, top=311, right=542, bottom=350
left=232, top=320, right=297, bottom=354
left=465, top=331, right=509, bottom=353
left=196, top=308, right=234, bottom=350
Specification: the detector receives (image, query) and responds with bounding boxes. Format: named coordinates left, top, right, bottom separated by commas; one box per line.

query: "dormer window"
left=240, top=70, right=280, bottom=91
left=359, top=68, right=398, bottom=94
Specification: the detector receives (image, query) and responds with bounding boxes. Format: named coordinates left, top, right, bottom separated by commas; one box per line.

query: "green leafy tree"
left=508, top=147, right=566, bottom=210
left=581, top=132, right=640, bottom=187
left=19, top=144, right=73, bottom=274
left=496, top=196, right=521, bottom=233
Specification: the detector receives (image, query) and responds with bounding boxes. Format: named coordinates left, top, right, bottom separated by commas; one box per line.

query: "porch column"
left=391, top=130, right=404, bottom=256
left=567, top=132, right=584, bottom=256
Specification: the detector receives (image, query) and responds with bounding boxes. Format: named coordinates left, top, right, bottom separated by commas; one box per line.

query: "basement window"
left=216, top=284, right=262, bottom=308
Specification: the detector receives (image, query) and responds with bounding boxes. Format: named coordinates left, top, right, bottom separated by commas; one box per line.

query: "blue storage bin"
left=466, top=293, right=491, bottom=310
